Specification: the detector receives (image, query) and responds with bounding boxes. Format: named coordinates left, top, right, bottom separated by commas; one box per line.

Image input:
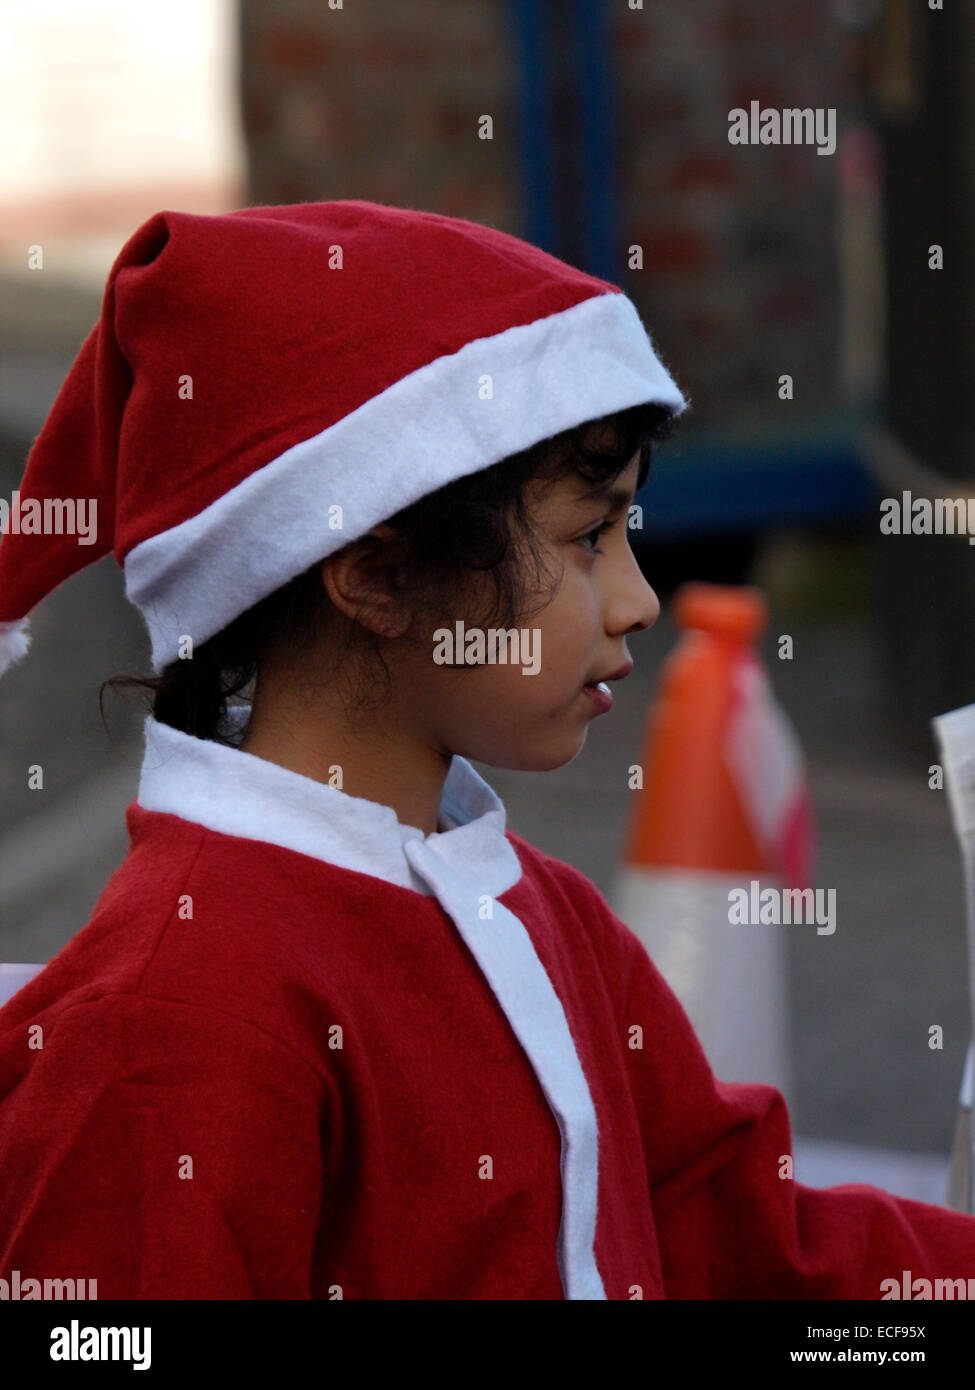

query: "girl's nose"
left=621, top=555, right=661, bottom=635
left=629, top=580, right=660, bottom=634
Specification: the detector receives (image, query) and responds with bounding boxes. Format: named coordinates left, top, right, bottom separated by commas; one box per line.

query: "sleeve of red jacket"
left=605, top=894, right=975, bottom=1298
left=0, top=994, right=326, bottom=1299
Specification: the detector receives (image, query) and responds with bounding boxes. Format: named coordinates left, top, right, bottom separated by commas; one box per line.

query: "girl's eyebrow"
left=572, top=481, right=636, bottom=511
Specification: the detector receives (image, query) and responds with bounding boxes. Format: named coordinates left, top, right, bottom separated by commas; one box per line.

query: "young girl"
left=1, top=199, right=974, bottom=1300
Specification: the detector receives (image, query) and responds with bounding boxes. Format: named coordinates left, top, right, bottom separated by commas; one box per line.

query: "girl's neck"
left=238, top=693, right=452, bottom=839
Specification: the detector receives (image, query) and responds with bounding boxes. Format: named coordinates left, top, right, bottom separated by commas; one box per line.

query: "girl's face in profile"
left=238, top=451, right=661, bottom=833
left=415, top=452, right=661, bottom=773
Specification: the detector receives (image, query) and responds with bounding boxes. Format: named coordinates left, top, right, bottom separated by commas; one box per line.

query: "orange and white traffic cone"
left=609, top=583, right=816, bottom=1102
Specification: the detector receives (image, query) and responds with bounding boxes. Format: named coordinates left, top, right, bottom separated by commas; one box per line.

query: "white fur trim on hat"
left=124, top=291, right=687, bottom=671
left=0, top=617, right=31, bottom=678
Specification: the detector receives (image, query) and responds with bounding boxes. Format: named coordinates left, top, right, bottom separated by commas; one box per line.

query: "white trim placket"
left=136, top=710, right=607, bottom=1299
left=402, top=836, right=606, bottom=1300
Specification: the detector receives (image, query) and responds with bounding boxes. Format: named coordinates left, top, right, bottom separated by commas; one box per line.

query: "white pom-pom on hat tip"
left=0, top=617, right=31, bottom=679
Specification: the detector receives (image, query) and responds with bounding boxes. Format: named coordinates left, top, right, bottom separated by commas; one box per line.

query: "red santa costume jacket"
left=2, top=706, right=975, bottom=1301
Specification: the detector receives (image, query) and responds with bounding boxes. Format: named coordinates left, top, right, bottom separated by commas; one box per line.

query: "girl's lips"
left=599, top=661, right=633, bottom=682
left=582, top=681, right=612, bottom=713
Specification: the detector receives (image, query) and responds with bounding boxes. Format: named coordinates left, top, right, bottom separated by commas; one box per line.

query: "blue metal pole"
left=569, top=0, right=619, bottom=280
left=506, top=0, right=558, bottom=255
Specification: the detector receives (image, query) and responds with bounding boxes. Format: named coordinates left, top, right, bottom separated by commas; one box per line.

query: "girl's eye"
left=577, top=519, right=616, bottom=552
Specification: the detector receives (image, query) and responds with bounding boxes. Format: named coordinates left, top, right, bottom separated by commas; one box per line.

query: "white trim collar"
left=136, top=707, right=523, bottom=898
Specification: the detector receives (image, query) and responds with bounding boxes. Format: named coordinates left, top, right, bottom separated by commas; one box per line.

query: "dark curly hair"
left=100, top=401, right=680, bottom=746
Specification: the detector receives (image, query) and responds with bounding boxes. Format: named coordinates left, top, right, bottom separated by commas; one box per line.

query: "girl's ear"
left=319, top=529, right=412, bottom=639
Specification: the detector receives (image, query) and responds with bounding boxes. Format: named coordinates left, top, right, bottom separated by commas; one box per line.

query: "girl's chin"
left=523, top=729, right=590, bottom=774
left=470, top=727, right=588, bottom=774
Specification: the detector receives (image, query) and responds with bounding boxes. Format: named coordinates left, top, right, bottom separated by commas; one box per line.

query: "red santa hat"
left=0, top=199, right=687, bottom=680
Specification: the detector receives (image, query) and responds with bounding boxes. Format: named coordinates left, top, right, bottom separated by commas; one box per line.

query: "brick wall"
left=617, top=1, right=847, bottom=427
left=240, top=0, right=516, bottom=226
left=241, top=0, right=850, bottom=430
